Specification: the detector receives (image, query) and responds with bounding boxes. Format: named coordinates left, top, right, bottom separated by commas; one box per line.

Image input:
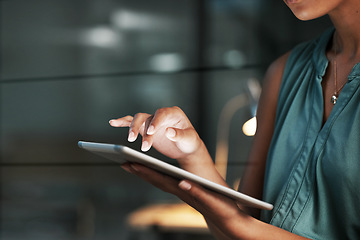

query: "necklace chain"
left=331, top=39, right=347, bottom=105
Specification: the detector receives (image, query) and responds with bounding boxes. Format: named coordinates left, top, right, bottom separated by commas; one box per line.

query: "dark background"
left=0, top=0, right=331, bottom=239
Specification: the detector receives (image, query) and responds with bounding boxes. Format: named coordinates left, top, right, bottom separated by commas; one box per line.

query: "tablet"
left=78, top=141, right=273, bottom=210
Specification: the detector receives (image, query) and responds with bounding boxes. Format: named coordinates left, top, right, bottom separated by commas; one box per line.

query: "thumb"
left=165, top=127, right=200, bottom=154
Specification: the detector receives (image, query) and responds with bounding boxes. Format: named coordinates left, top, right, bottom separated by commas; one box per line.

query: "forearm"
left=176, top=178, right=310, bottom=240
left=206, top=220, right=233, bottom=240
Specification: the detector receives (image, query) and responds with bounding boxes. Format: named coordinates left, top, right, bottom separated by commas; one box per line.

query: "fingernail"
left=121, top=164, right=132, bottom=173
left=147, top=125, right=155, bottom=135
left=130, top=164, right=139, bottom=172
left=166, top=128, right=176, bottom=139
left=179, top=180, right=192, bottom=191
left=128, top=131, right=136, bottom=142
left=141, top=141, right=150, bottom=152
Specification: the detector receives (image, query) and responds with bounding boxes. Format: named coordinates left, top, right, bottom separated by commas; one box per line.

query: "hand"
left=121, top=162, right=247, bottom=237
left=122, top=163, right=310, bottom=240
left=109, top=106, right=203, bottom=160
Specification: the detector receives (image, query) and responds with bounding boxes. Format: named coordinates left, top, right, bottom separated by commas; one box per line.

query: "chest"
left=263, top=69, right=360, bottom=236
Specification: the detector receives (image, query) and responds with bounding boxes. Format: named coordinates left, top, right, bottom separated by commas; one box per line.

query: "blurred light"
left=149, top=53, right=184, bottom=72
left=247, top=78, right=261, bottom=116
left=111, top=10, right=170, bottom=31
left=247, top=78, right=262, bottom=102
left=223, top=49, right=246, bottom=68
left=233, top=178, right=241, bottom=190
left=242, top=116, right=257, bottom=136
left=128, top=203, right=208, bottom=232
left=81, top=26, right=119, bottom=48
left=215, top=94, right=249, bottom=179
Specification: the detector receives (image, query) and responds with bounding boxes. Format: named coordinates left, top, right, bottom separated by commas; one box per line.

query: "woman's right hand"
left=109, top=106, right=204, bottom=161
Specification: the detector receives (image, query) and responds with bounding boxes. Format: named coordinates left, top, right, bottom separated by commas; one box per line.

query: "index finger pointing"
left=109, top=115, right=134, bottom=127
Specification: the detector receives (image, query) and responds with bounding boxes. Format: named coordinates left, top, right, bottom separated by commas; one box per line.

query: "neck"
left=329, top=1, right=360, bottom=59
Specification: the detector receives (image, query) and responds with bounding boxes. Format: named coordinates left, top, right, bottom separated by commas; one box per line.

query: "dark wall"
left=0, top=0, right=331, bottom=239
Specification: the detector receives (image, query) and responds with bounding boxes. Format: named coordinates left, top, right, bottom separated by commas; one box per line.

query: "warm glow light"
left=242, top=116, right=257, bottom=136
left=127, top=203, right=208, bottom=232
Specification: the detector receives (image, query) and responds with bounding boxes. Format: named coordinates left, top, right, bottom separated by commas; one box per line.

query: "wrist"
left=177, top=140, right=211, bottom=168
left=177, top=141, right=228, bottom=186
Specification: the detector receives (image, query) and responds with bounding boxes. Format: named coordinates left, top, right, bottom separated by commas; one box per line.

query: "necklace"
left=330, top=42, right=347, bottom=105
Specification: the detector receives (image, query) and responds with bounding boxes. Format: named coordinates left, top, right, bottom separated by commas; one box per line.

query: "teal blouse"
left=261, top=28, right=360, bottom=239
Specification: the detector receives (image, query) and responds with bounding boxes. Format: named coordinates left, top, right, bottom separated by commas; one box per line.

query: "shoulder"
left=263, top=27, right=334, bottom=107
left=263, top=52, right=290, bottom=88
left=282, top=28, right=334, bottom=78
left=259, top=51, right=291, bottom=114
left=264, top=30, right=330, bottom=104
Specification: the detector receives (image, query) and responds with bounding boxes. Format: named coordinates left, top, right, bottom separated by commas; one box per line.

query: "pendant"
left=331, top=95, right=337, bottom=105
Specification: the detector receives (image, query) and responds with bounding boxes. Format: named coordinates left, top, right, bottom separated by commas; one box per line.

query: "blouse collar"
left=313, top=27, right=360, bottom=82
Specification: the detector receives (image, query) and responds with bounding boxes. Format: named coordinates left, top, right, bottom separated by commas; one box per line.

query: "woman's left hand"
left=121, top=162, right=312, bottom=240
left=121, top=162, right=250, bottom=238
